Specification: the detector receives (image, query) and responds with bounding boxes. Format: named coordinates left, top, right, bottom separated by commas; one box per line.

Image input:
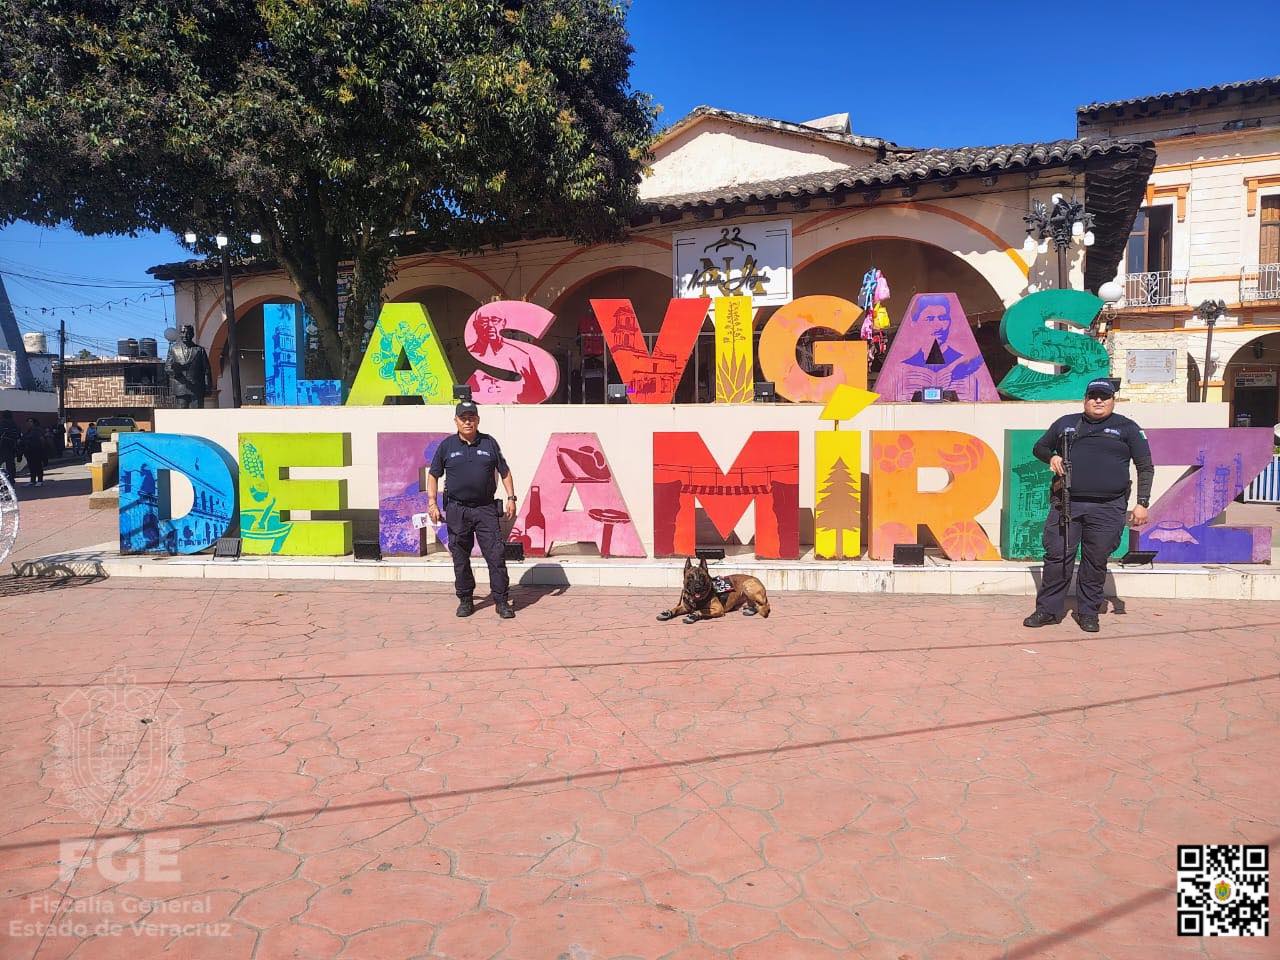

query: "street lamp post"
left=183, top=229, right=262, bottom=409
left=1023, top=194, right=1096, bottom=290
left=1196, top=299, right=1227, bottom=403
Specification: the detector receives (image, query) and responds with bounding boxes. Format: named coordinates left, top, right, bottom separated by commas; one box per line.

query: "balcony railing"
left=1240, top=263, right=1280, bottom=303
left=1122, top=270, right=1189, bottom=308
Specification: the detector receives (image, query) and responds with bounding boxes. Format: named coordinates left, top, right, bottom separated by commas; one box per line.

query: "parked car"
left=95, top=417, right=138, bottom=442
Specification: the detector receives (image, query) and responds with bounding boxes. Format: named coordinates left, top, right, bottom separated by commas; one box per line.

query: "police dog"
left=656, top=558, right=771, bottom=624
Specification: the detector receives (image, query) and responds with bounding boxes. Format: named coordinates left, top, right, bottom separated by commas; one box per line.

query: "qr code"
left=1177, top=844, right=1269, bottom=936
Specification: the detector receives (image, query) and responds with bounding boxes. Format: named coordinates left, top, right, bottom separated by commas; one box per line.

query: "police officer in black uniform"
left=427, top=401, right=518, bottom=619
left=1024, top=378, right=1154, bottom=633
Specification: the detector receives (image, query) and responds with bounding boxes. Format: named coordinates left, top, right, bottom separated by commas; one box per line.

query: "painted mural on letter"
left=757, top=296, right=867, bottom=403
left=653, top=432, right=800, bottom=558
left=591, top=298, right=709, bottom=403
left=239, top=432, right=352, bottom=555
left=465, top=301, right=560, bottom=404
left=508, top=432, right=644, bottom=557
left=347, top=303, right=456, bottom=405
left=869, top=430, right=1001, bottom=561
left=377, top=432, right=451, bottom=556
left=119, top=434, right=237, bottom=554
left=874, top=294, right=999, bottom=402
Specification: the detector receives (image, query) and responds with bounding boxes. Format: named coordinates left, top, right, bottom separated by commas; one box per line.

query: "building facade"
left=1080, top=76, right=1280, bottom=427
left=151, top=107, right=1153, bottom=407
left=56, top=357, right=174, bottom=431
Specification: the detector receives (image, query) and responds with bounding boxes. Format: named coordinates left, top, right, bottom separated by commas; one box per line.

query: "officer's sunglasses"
left=1085, top=391, right=1113, bottom=401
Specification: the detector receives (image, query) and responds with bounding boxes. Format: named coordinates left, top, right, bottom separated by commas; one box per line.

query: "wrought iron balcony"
left=1240, top=263, right=1280, bottom=303
left=1121, top=270, right=1188, bottom=308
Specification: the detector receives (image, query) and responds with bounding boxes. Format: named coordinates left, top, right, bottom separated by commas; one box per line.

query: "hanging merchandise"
left=872, top=303, right=891, bottom=330
left=858, top=268, right=882, bottom=311
left=860, top=311, right=874, bottom=340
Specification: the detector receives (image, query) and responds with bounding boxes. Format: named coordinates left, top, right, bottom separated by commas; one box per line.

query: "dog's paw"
left=682, top=614, right=700, bottom=624
left=656, top=611, right=677, bottom=622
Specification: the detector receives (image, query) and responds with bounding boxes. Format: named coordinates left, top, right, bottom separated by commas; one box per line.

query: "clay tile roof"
left=641, top=137, right=1149, bottom=210
left=1077, top=75, right=1280, bottom=115
left=659, top=105, right=899, bottom=152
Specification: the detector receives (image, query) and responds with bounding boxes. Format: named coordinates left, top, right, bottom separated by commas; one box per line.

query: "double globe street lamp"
left=1022, top=194, right=1096, bottom=291
left=182, top=229, right=263, bottom=408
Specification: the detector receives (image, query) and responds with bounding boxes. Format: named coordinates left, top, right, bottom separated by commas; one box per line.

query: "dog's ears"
left=699, top=558, right=709, bottom=570
left=683, top=558, right=692, bottom=571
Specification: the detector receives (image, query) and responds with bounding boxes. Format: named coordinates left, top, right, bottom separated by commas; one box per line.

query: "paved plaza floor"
left=0, top=466, right=1277, bottom=958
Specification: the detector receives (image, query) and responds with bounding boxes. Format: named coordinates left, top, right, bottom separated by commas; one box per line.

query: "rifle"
left=1056, top=426, right=1075, bottom=580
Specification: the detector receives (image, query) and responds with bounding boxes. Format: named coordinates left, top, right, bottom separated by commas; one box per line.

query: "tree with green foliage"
left=0, top=0, right=656, bottom=383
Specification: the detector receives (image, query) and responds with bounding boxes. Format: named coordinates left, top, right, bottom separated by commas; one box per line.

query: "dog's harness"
left=683, top=576, right=734, bottom=609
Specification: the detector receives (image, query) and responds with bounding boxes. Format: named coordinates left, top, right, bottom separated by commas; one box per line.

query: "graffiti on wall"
left=1137, top=428, right=1274, bottom=563
left=875, top=294, right=1000, bottom=402
left=653, top=431, right=800, bottom=558
left=465, top=301, right=560, bottom=404
left=508, top=433, right=644, bottom=557
left=119, top=434, right=236, bottom=554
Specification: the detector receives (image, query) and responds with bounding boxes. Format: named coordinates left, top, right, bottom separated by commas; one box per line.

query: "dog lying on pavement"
left=656, top=558, right=771, bottom=623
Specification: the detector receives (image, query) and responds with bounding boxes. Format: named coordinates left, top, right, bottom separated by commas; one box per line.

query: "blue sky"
left=2, top=0, right=1276, bottom=350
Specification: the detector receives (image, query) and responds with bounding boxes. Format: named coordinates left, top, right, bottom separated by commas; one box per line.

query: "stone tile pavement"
left=0, top=462, right=1277, bottom=958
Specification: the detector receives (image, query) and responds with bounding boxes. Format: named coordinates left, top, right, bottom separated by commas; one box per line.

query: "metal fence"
left=1244, top=454, right=1280, bottom=503
left=1122, top=270, right=1189, bottom=307
left=1240, top=263, right=1280, bottom=303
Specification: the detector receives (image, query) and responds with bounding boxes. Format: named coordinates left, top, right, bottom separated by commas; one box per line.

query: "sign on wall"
left=1235, top=367, right=1277, bottom=388
left=1125, top=348, right=1177, bottom=384
left=673, top=219, right=792, bottom=305
left=0, top=350, right=15, bottom=388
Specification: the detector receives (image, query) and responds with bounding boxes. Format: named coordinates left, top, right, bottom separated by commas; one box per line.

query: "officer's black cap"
left=455, top=400, right=480, bottom=418
left=1084, top=378, right=1117, bottom=398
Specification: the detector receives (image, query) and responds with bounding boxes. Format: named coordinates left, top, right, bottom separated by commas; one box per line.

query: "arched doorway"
left=1224, top=332, right=1280, bottom=428
left=787, top=238, right=1010, bottom=390
left=549, top=267, right=703, bottom=402
left=391, top=285, right=483, bottom=387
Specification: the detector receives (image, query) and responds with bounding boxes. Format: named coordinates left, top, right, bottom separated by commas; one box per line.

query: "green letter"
left=239, top=433, right=352, bottom=555
left=997, top=290, right=1109, bottom=400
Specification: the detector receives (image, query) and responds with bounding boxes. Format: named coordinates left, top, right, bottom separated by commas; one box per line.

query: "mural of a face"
left=916, top=302, right=952, bottom=345
left=473, top=312, right=506, bottom=348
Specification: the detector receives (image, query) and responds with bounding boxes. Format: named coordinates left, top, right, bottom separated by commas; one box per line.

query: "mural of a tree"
left=815, top=456, right=860, bottom=559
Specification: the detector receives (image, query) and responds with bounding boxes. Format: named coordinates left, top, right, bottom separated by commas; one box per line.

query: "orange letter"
left=758, top=295, right=867, bottom=403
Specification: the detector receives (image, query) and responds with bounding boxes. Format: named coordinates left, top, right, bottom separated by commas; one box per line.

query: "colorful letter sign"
left=653, top=432, right=800, bottom=558
left=465, top=301, right=560, bottom=404
left=875, top=294, right=999, bottom=402
left=239, top=433, right=352, bottom=555
left=758, top=296, right=867, bottom=402
left=509, top=433, right=644, bottom=557
left=591, top=298, right=709, bottom=403
left=118, top=434, right=236, bottom=554
left=263, top=303, right=343, bottom=406
left=1137, top=428, right=1274, bottom=563
left=347, top=303, right=456, bottom=405
left=997, top=289, right=1109, bottom=400
left=869, top=431, right=1001, bottom=560
left=378, top=432, right=451, bottom=556
left=714, top=296, right=755, bottom=403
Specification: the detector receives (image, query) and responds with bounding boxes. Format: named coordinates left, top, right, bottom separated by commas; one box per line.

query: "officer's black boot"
left=1022, top=611, right=1061, bottom=628
left=1072, top=611, right=1100, bottom=633
left=495, top=597, right=515, bottom=619
left=456, top=596, right=475, bottom=618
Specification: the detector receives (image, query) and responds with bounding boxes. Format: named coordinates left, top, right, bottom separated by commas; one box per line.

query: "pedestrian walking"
left=21, top=418, right=47, bottom=486
left=68, top=423, right=83, bottom=457
left=0, top=411, right=19, bottom=483
left=1023, top=379, right=1154, bottom=633
left=85, top=422, right=99, bottom=456
left=426, top=400, right=518, bottom=619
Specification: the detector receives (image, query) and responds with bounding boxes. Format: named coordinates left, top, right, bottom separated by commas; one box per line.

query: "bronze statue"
left=165, top=325, right=212, bottom=409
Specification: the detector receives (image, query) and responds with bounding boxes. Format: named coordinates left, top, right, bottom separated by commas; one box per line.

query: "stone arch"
left=1223, top=330, right=1280, bottom=428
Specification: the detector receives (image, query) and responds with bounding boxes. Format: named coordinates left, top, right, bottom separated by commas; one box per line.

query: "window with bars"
left=1262, top=195, right=1280, bottom=266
